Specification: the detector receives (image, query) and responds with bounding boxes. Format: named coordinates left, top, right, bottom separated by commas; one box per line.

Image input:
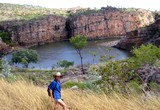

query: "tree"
left=57, top=60, right=74, bottom=68
left=69, top=35, right=87, bottom=74
left=12, top=49, right=38, bottom=68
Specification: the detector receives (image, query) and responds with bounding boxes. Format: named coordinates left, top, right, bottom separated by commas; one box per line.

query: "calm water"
left=5, top=40, right=130, bottom=69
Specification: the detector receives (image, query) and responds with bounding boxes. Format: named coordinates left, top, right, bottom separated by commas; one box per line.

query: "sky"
left=0, top=0, right=159, bottom=11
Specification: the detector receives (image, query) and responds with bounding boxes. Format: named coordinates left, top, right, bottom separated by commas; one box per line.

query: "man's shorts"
left=55, top=99, right=63, bottom=102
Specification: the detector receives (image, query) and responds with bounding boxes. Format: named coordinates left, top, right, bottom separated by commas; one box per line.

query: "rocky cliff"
left=68, top=9, right=154, bottom=39
left=0, top=15, right=68, bottom=47
left=116, top=19, right=160, bottom=50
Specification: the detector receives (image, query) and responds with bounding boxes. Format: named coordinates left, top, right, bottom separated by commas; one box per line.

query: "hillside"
left=1, top=79, right=160, bottom=110
left=0, top=3, right=70, bottom=21
left=0, top=3, right=97, bottom=22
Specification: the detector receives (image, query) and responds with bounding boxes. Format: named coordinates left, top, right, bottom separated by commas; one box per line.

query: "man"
left=48, top=72, right=68, bottom=110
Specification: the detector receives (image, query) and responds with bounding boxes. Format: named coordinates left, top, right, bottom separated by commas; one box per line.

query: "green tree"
left=11, top=49, right=38, bottom=68
left=57, top=60, right=74, bottom=68
left=69, top=35, right=87, bottom=74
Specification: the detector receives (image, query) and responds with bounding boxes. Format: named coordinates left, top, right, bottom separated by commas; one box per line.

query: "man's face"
left=55, top=76, right=61, bottom=80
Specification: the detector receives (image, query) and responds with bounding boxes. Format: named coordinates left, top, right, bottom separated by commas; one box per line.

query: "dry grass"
left=0, top=79, right=160, bottom=110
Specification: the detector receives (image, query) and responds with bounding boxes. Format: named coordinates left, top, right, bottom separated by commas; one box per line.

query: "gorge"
left=0, top=5, right=155, bottom=55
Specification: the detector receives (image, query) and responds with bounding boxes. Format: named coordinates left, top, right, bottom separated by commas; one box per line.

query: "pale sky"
left=0, top=0, right=159, bottom=11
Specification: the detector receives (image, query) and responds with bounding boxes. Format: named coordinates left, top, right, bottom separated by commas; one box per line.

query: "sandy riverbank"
left=97, top=40, right=120, bottom=47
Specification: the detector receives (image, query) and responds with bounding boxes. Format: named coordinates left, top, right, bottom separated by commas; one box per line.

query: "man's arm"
left=49, top=89, right=54, bottom=102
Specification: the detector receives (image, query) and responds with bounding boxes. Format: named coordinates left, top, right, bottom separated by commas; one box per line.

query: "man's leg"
left=57, top=99, right=68, bottom=110
left=54, top=102, right=59, bottom=110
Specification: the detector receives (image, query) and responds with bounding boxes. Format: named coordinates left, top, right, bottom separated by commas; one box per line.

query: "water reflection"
left=5, top=40, right=130, bottom=69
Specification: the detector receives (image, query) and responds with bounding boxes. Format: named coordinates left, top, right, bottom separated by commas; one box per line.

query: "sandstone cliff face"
left=0, top=15, right=68, bottom=47
left=12, top=15, right=68, bottom=46
left=68, top=9, right=154, bottom=39
left=116, top=19, right=160, bottom=50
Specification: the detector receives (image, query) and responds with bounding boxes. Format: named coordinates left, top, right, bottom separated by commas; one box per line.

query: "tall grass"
left=0, top=79, right=160, bottom=110
left=0, top=79, right=52, bottom=110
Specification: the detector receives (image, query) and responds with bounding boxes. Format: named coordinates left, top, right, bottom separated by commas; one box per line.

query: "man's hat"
left=54, top=72, right=61, bottom=76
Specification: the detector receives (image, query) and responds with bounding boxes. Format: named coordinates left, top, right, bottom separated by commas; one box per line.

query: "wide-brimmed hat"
left=54, top=72, right=61, bottom=77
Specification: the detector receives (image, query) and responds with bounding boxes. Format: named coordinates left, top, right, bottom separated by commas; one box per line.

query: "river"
left=5, top=40, right=130, bottom=69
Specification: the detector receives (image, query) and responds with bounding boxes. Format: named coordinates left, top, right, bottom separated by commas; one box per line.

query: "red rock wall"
left=115, top=19, right=160, bottom=50
left=11, top=15, right=68, bottom=46
left=69, top=9, right=154, bottom=39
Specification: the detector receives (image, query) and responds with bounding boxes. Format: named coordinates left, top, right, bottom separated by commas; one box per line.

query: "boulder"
left=70, top=85, right=78, bottom=90
left=136, top=65, right=160, bottom=84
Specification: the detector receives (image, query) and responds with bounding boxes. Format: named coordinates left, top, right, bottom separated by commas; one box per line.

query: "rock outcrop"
left=116, top=19, right=160, bottom=50
left=68, top=9, right=154, bottom=39
left=0, top=15, right=68, bottom=47
left=137, top=65, right=160, bottom=85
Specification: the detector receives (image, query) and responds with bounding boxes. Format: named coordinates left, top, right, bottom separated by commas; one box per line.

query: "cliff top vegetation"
left=0, top=3, right=153, bottom=22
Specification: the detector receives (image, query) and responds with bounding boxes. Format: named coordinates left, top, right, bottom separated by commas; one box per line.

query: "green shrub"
left=0, top=32, right=11, bottom=44
left=100, top=60, right=140, bottom=93
left=133, top=44, right=160, bottom=66
left=1, top=58, right=17, bottom=82
left=2, top=58, right=11, bottom=78
left=57, top=60, right=74, bottom=68
left=63, top=81, right=99, bottom=91
left=96, top=44, right=160, bottom=94
left=63, top=81, right=86, bottom=89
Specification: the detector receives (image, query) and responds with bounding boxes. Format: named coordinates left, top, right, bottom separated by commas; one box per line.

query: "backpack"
left=47, top=83, right=56, bottom=97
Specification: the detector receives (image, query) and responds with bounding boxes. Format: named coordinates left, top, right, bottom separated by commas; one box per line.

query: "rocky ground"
left=97, top=39, right=120, bottom=47
left=137, top=65, right=160, bottom=85
left=116, top=19, right=160, bottom=50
